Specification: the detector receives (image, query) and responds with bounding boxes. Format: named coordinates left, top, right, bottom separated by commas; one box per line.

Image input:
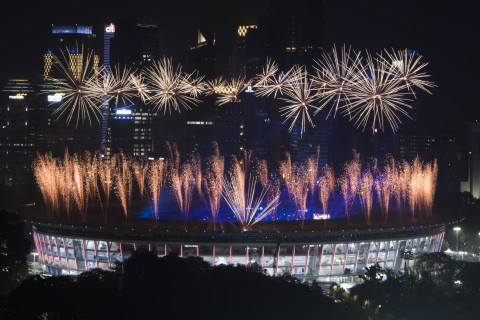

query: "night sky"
left=1, top=0, right=478, bottom=124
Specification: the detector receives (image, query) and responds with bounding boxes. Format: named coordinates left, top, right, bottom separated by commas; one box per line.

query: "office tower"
left=100, top=23, right=116, bottom=152
left=107, top=20, right=161, bottom=157
left=182, top=29, right=217, bottom=154
left=188, top=29, right=215, bottom=79
left=109, top=20, right=159, bottom=68
left=44, top=25, right=99, bottom=80
left=231, top=25, right=262, bottom=78
left=460, top=122, right=480, bottom=197
left=0, top=77, right=36, bottom=186
left=268, top=0, right=325, bottom=67
left=42, top=24, right=101, bottom=156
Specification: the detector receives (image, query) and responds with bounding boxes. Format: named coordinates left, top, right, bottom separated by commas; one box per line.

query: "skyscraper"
left=0, top=77, right=36, bottom=186
left=107, top=20, right=161, bottom=157
left=42, top=24, right=101, bottom=156
left=183, top=29, right=217, bottom=154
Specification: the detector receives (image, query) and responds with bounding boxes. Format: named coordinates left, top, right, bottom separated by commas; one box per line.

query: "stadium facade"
left=32, top=222, right=445, bottom=283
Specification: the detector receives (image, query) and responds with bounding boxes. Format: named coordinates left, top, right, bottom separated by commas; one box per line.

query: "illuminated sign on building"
left=105, top=23, right=115, bottom=33
left=392, top=60, right=403, bottom=69
left=8, top=93, right=27, bottom=100
left=313, top=213, right=330, bottom=220
left=47, top=93, right=65, bottom=102
left=116, top=109, right=132, bottom=115
left=52, top=25, right=92, bottom=35
left=245, top=85, right=254, bottom=93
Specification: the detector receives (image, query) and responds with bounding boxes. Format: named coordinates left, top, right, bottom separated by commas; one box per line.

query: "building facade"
left=32, top=223, right=445, bottom=283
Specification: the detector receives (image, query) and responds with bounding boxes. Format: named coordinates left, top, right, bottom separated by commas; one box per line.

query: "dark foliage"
left=349, top=253, right=480, bottom=320
left=0, top=210, right=31, bottom=296
left=6, top=252, right=361, bottom=320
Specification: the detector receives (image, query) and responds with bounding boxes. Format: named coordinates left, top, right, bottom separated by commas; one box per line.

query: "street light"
left=454, top=227, right=461, bottom=253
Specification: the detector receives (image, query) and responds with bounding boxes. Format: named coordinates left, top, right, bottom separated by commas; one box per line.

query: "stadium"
left=29, top=216, right=447, bottom=284
left=27, top=147, right=450, bottom=284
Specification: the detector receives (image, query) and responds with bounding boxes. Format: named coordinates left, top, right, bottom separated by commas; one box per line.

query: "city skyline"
left=0, top=0, right=478, bottom=124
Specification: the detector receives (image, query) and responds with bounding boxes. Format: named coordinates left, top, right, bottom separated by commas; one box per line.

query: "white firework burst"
left=143, top=57, right=201, bottom=115
left=346, top=51, right=412, bottom=132
left=380, top=48, right=436, bottom=96
left=279, top=66, right=317, bottom=137
left=222, top=173, right=280, bottom=231
left=254, top=57, right=279, bottom=87
left=311, top=44, right=363, bottom=118
left=215, top=76, right=248, bottom=106
left=182, top=71, right=207, bottom=99
left=254, top=64, right=302, bottom=98
left=42, top=47, right=102, bottom=127
left=129, top=72, right=151, bottom=103
left=205, top=76, right=227, bottom=95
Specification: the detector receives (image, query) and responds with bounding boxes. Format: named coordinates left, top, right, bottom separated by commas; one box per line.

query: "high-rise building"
left=188, top=29, right=215, bottom=79
left=109, top=20, right=159, bottom=68
left=101, top=23, right=116, bottom=152
left=268, top=0, right=325, bottom=67
left=0, top=77, right=36, bottom=186
left=183, top=29, right=217, bottom=154
left=231, top=25, right=262, bottom=78
left=461, top=122, right=480, bottom=197
left=107, top=20, right=161, bottom=157
left=42, top=24, right=101, bottom=156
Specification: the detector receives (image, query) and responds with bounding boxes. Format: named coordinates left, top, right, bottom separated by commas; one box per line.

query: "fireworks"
left=279, top=66, right=316, bottom=136
left=129, top=72, right=151, bottom=102
left=359, top=171, right=374, bottom=225
left=183, top=71, right=206, bottom=98
left=346, top=52, right=412, bottom=132
left=205, top=76, right=226, bottom=95
left=279, top=152, right=309, bottom=222
left=306, top=146, right=320, bottom=196
left=171, top=159, right=196, bottom=221
left=132, top=157, right=149, bottom=202
left=375, top=156, right=394, bottom=223
left=255, top=159, right=269, bottom=189
left=312, top=45, right=363, bottom=118
left=42, top=47, right=103, bottom=127
left=254, top=58, right=279, bottom=88
left=147, top=159, right=167, bottom=221
left=222, top=159, right=279, bottom=231
left=203, top=142, right=225, bottom=226
left=114, top=154, right=132, bottom=219
left=215, top=76, right=248, bottom=106
left=318, top=165, right=335, bottom=216
left=89, top=65, right=138, bottom=108
left=32, top=144, right=439, bottom=227
left=340, top=151, right=361, bottom=217
left=98, top=155, right=116, bottom=223
left=381, top=48, right=436, bottom=96
left=42, top=45, right=433, bottom=135
left=144, top=57, right=201, bottom=114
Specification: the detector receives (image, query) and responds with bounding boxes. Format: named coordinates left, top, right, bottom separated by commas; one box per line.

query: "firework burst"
left=144, top=57, right=201, bottom=114
left=345, top=51, right=412, bottom=132
left=312, top=44, right=363, bottom=118
left=42, top=47, right=102, bottom=127
left=381, top=48, right=436, bottom=96
left=222, top=161, right=279, bottom=231
left=279, top=66, right=316, bottom=136
left=318, top=165, right=335, bottom=216
left=182, top=71, right=206, bottom=98
left=203, top=142, right=225, bottom=227
left=129, top=72, right=151, bottom=102
left=254, top=57, right=279, bottom=87
left=147, top=159, right=168, bottom=221
left=215, top=76, right=248, bottom=106
left=205, top=76, right=227, bottom=95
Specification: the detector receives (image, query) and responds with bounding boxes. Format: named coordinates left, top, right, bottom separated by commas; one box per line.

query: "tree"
left=0, top=210, right=30, bottom=296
